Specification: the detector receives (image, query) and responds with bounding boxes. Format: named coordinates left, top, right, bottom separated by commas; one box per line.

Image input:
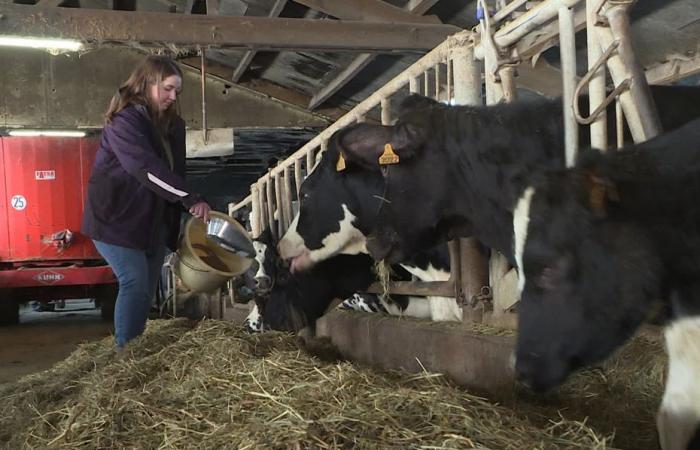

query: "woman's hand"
left=189, top=201, right=211, bottom=223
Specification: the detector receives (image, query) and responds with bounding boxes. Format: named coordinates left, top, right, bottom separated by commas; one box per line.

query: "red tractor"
left=0, top=134, right=117, bottom=325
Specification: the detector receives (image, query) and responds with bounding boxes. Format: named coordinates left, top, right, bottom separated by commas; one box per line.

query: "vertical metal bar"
left=258, top=181, right=267, bottom=233
left=446, top=57, right=453, bottom=104
left=434, top=63, right=440, bottom=101
left=294, top=159, right=303, bottom=197
left=250, top=183, right=261, bottom=237
left=274, top=172, right=283, bottom=237
left=616, top=98, right=624, bottom=149
left=282, top=167, right=293, bottom=230
left=605, top=4, right=661, bottom=140
left=409, top=77, right=419, bottom=94
left=381, top=98, right=392, bottom=125
left=306, top=148, right=315, bottom=175
left=586, top=0, right=607, bottom=151
left=200, top=48, right=208, bottom=144
left=595, top=3, right=661, bottom=142
left=265, top=178, right=276, bottom=241
left=423, top=70, right=430, bottom=97
left=559, top=4, right=578, bottom=167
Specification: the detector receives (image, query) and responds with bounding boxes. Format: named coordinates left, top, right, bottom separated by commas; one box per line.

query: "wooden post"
left=452, top=43, right=488, bottom=319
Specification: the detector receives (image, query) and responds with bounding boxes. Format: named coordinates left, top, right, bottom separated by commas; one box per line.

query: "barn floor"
left=0, top=300, right=112, bottom=386
left=0, top=316, right=667, bottom=449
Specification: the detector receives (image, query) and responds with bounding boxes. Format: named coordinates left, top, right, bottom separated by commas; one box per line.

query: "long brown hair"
left=105, top=55, right=183, bottom=134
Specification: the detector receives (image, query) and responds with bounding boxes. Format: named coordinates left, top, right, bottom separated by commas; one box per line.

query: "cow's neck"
left=430, top=101, right=565, bottom=260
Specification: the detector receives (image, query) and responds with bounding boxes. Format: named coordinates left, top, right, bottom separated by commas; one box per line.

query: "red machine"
left=0, top=135, right=117, bottom=324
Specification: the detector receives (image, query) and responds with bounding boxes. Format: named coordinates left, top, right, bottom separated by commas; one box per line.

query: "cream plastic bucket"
left=177, top=212, right=253, bottom=293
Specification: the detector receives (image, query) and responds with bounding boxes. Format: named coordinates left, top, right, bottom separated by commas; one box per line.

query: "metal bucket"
left=177, top=212, right=253, bottom=293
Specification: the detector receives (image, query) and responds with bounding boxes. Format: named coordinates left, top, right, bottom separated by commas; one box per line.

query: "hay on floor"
left=0, top=319, right=610, bottom=450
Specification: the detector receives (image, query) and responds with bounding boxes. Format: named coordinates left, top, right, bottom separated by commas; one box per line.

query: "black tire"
left=0, top=290, right=19, bottom=326
left=96, top=284, right=118, bottom=322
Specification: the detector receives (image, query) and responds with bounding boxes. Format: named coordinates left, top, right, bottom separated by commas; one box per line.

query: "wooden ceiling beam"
left=307, top=0, right=442, bottom=110
left=0, top=3, right=459, bottom=51
left=35, top=0, right=65, bottom=6
left=292, top=0, right=440, bottom=24
left=231, top=0, right=287, bottom=83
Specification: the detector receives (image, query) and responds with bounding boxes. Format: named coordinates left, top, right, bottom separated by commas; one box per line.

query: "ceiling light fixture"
left=9, top=130, right=87, bottom=138
left=0, top=36, right=83, bottom=52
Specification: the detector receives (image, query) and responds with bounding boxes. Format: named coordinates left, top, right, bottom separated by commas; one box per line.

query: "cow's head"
left=244, top=229, right=291, bottom=332
left=278, top=127, right=389, bottom=271
left=513, top=172, right=662, bottom=392
left=326, top=97, right=455, bottom=265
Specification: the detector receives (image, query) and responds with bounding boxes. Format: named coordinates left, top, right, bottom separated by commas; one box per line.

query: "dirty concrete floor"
left=0, top=299, right=113, bottom=387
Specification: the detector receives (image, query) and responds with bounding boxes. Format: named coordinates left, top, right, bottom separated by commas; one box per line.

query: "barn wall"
left=0, top=47, right=330, bottom=130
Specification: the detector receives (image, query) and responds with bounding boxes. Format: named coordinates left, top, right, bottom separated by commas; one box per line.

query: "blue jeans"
left=94, top=239, right=167, bottom=348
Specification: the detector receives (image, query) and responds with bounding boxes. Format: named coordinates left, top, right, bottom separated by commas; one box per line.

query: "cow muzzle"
left=255, top=275, right=273, bottom=292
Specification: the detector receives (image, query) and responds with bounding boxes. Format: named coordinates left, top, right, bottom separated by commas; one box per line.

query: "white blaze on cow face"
left=244, top=305, right=263, bottom=332
left=279, top=204, right=367, bottom=271
left=513, top=187, right=535, bottom=294
left=657, top=316, right=700, bottom=450
left=253, top=241, right=268, bottom=280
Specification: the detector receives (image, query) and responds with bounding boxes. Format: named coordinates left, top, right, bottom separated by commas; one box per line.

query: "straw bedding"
left=0, top=318, right=664, bottom=449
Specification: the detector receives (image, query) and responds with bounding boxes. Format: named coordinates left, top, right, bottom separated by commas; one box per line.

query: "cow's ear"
left=337, top=123, right=391, bottom=171
left=338, top=122, right=426, bottom=170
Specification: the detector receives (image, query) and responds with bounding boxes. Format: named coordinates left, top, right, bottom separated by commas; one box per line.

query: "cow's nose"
left=255, top=275, right=272, bottom=291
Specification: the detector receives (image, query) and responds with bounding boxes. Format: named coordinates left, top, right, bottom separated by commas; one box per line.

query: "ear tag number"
left=336, top=153, right=347, bottom=172
left=378, top=143, right=400, bottom=165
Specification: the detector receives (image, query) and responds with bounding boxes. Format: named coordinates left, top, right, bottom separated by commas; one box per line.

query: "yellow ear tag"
left=336, top=152, right=346, bottom=172
left=378, top=143, right=400, bottom=165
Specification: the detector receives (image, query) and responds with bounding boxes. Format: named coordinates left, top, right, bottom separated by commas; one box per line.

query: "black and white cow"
left=244, top=228, right=376, bottom=332
left=279, top=86, right=700, bottom=268
left=244, top=228, right=457, bottom=332
left=512, top=117, right=700, bottom=450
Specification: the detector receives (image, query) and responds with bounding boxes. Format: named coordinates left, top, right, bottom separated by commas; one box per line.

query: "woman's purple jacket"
left=82, top=104, right=203, bottom=252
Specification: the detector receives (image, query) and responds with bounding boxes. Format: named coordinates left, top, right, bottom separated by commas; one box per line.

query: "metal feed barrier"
left=229, top=0, right=662, bottom=329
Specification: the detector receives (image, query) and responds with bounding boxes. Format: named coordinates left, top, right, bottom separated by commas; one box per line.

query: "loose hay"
left=0, top=319, right=611, bottom=450
left=511, top=331, right=666, bottom=450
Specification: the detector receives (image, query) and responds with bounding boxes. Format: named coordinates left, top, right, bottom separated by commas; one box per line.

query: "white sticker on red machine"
left=34, top=271, right=64, bottom=284
left=11, top=195, right=27, bottom=211
left=35, top=170, right=56, bottom=180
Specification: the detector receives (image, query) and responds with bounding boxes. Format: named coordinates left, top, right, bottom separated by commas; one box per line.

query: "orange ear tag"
left=378, top=143, right=400, bottom=165
left=336, top=152, right=347, bottom=172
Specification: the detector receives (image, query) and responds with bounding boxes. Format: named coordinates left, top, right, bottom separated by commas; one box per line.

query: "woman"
left=82, top=55, right=211, bottom=350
